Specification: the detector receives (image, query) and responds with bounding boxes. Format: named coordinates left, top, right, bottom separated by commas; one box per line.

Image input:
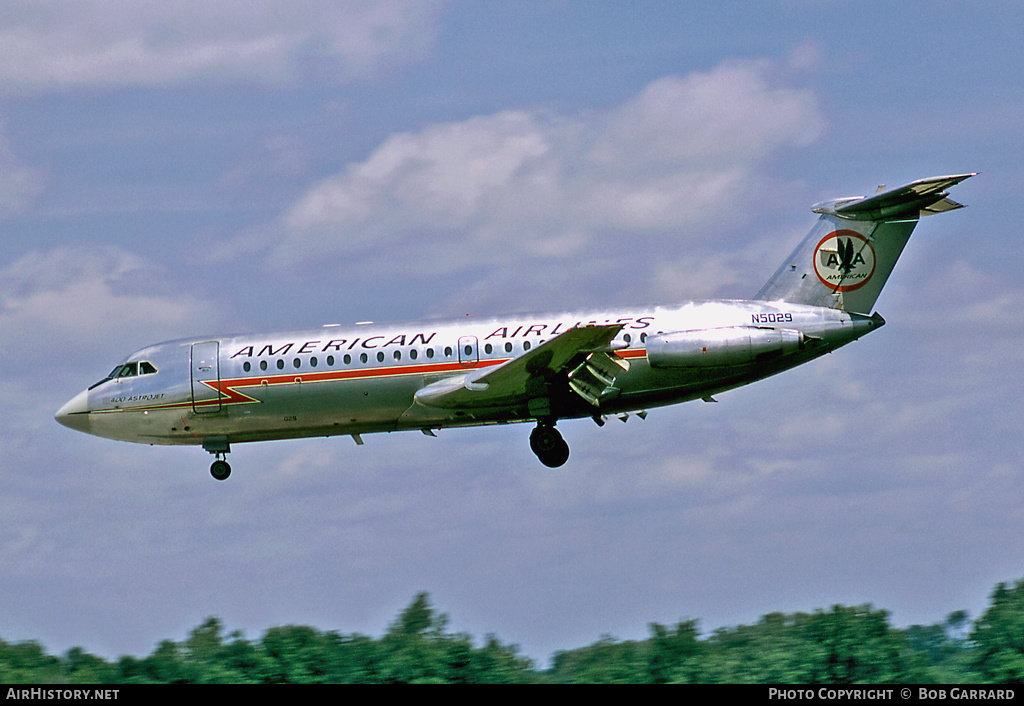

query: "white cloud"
left=906, top=259, right=1024, bottom=330
left=0, top=126, right=45, bottom=220
left=0, top=0, right=445, bottom=91
left=266, top=59, right=825, bottom=282
left=590, top=64, right=821, bottom=169
left=0, top=244, right=220, bottom=365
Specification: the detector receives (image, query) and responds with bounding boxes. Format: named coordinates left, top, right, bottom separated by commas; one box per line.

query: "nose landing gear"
left=210, top=457, right=231, bottom=481
left=202, top=437, right=232, bottom=481
left=530, top=423, right=570, bottom=468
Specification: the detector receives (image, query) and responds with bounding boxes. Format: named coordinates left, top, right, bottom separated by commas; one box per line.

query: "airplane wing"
left=414, top=324, right=627, bottom=409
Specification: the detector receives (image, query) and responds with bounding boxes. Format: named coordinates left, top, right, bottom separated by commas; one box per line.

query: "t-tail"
left=755, top=174, right=975, bottom=314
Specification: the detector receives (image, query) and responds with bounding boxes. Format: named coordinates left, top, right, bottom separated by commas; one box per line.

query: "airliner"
left=56, top=174, right=974, bottom=480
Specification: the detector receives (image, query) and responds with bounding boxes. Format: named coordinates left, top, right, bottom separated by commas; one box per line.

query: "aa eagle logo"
left=813, top=230, right=876, bottom=292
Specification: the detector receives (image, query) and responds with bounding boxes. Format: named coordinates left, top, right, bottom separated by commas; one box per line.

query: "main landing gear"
left=530, top=422, right=570, bottom=468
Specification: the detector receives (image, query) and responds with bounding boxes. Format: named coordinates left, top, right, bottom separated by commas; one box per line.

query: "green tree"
left=374, top=593, right=534, bottom=683
left=63, top=646, right=118, bottom=684
left=647, top=619, right=702, bottom=683
left=115, top=639, right=186, bottom=683
left=548, top=636, right=648, bottom=683
left=971, top=580, right=1024, bottom=683
left=799, top=605, right=918, bottom=683
left=903, top=611, right=976, bottom=683
left=391, top=592, right=436, bottom=636
left=261, top=624, right=335, bottom=683
left=468, top=634, right=536, bottom=684
left=215, top=630, right=275, bottom=683
left=0, top=638, right=62, bottom=683
left=698, top=612, right=821, bottom=683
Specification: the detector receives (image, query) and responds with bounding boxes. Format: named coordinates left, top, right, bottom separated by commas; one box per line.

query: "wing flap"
left=567, top=351, right=631, bottom=406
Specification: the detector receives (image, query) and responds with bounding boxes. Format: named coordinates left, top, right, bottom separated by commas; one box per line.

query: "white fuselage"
left=56, top=299, right=880, bottom=449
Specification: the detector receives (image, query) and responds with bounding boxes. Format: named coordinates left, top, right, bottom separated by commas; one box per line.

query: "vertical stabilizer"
left=755, top=174, right=974, bottom=314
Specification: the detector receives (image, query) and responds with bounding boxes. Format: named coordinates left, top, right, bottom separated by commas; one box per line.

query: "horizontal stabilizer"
left=812, top=173, right=976, bottom=221
left=757, top=173, right=974, bottom=314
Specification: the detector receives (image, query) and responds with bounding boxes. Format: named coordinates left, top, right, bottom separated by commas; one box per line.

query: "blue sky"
left=1, top=1, right=1022, bottom=663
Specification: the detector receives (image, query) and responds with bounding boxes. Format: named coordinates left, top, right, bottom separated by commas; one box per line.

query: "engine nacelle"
left=646, top=327, right=804, bottom=368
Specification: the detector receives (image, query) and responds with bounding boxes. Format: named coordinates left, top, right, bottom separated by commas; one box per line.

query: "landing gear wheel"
left=210, top=459, right=231, bottom=481
left=530, top=424, right=570, bottom=468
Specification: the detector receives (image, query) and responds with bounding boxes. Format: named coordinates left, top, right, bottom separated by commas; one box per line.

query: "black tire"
left=538, top=438, right=570, bottom=468
left=530, top=425, right=560, bottom=454
left=530, top=425, right=570, bottom=467
left=210, top=459, right=231, bottom=481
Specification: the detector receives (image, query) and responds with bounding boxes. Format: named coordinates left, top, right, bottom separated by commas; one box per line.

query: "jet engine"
left=646, top=326, right=805, bottom=368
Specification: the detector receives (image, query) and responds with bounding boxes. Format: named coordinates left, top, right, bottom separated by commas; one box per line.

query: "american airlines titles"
left=229, top=317, right=654, bottom=359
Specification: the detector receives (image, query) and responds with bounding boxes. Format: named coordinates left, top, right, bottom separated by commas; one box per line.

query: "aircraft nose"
left=55, top=389, right=91, bottom=433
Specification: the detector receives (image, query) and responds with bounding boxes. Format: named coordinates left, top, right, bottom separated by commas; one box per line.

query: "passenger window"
left=484, top=344, right=493, bottom=354
left=260, top=360, right=268, bottom=371
left=310, top=357, right=318, bottom=368
left=293, top=358, right=301, bottom=369
left=505, top=342, right=512, bottom=353
left=277, top=360, right=285, bottom=370
left=243, top=362, right=251, bottom=372
left=376, top=352, right=385, bottom=362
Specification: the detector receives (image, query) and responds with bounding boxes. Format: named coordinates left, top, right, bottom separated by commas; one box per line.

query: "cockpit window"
left=89, top=360, right=158, bottom=389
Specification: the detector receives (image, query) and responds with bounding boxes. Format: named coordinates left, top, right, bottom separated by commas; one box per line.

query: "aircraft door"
left=458, top=335, right=479, bottom=367
left=191, top=341, right=222, bottom=413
